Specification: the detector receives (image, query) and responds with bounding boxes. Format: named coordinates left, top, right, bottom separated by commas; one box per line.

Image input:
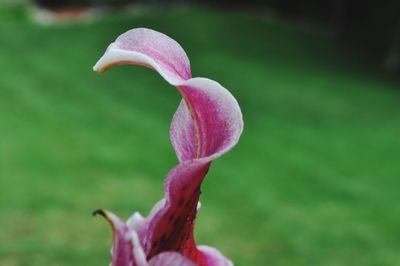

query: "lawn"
left=1, top=5, right=400, bottom=266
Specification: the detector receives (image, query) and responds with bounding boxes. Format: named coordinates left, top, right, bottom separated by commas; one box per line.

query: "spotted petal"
left=94, top=28, right=243, bottom=265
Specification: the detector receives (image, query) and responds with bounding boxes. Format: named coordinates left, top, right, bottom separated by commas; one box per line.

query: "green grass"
left=1, top=6, right=400, bottom=266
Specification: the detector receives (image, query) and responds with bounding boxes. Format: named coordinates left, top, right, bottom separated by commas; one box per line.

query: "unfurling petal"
left=93, top=28, right=243, bottom=162
left=94, top=28, right=243, bottom=266
left=172, top=78, right=243, bottom=161
left=93, top=210, right=141, bottom=266
left=94, top=28, right=191, bottom=84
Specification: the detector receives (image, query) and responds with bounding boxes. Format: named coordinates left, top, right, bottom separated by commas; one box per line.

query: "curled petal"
left=93, top=28, right=243, bottom=162
left=94, top=28, right=191, bottom=84
left=94, top=28, right=242, bottom=265
left=173, top=78, right=243, bottom=160
left=93, top=210, right=134, bottom=266
left=94, top=209, right=148, bottom=266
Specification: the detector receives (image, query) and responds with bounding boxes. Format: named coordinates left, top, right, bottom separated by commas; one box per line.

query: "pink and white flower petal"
left=198, top=246, right=234, bottom=266
left=94, top=28, right=243, bottom=266
left=93, top=210, right=138, bottom=266
left=93, top=28, right=191, bottom=85
left=149, top=252, right=197, bottom=266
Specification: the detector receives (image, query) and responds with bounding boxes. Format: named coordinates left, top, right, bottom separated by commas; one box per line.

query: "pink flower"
left=93, top=28, right=243, bottom=266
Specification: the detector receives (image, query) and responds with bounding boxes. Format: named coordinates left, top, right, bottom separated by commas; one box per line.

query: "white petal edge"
left=93, top=49, right=185, bottom=85
left=198, top=246, right=234, bottom=266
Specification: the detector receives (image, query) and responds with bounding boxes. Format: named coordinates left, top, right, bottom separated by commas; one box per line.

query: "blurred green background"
left=1, top=1, right=400, bottom=266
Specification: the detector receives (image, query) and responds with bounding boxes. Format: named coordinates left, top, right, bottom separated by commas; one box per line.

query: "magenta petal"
left=93, top=210, right=149, bottom=266
left=169, top=100, right=198, bottom=161
left=173, top=78, right=243, bottom=160
left=94, top=28, right=243, bottom=265
left=145, top=161, right=210, bottom=263
left=94, top=28, right=191, bottom=84
left=94, top=29, right=243, bottom=162
left=93, top=210, right=135, bottom=266
left=149, top=252, right=197, bottom=266
left=198, top=246, right=234, bottom=266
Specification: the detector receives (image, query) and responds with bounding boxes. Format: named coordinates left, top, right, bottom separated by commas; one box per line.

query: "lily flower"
left=93, top=28, right=243, bottom=266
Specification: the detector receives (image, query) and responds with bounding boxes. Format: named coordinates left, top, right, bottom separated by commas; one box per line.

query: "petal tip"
left=92, top=208, right=106, bottom=217
left=93, top=62, right=106, bottom=73
left=92, top=209, right=116, bottom=225
left=93, top=209, right=125, bottom=235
